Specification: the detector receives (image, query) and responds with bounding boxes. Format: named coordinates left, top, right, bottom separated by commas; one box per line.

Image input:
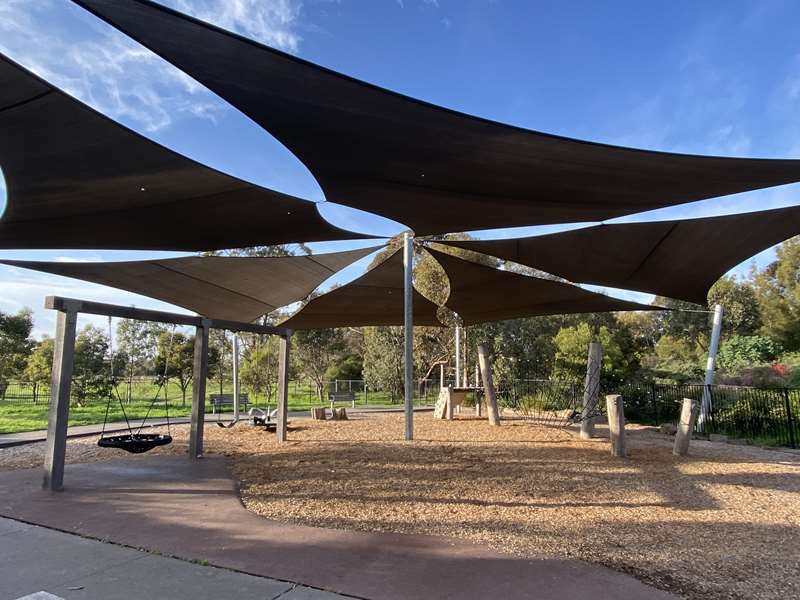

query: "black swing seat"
left=97, top=433, right=173, bottom=454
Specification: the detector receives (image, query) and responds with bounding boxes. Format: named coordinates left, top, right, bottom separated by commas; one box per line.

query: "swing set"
left=41, top=296, right=292, bottom=491
left=96, top=316, right=176, bottom=454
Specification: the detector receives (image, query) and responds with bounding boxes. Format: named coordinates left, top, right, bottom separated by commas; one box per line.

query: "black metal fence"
left=2, top=377, right=798, bottom=447
left=497, top=380, right=799, bottom=448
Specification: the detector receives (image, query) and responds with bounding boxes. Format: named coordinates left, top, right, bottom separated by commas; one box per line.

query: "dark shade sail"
left=0, top=54, right=366, bottom=251
left=0, top=246, right=380, bottom=322
left=76, top=0, right=800, bottom=235
left=438, top=205, right=800, bottom=304
left=281, top=250, right=442, bottom=329
left=425, top=248, right=659, bottom=326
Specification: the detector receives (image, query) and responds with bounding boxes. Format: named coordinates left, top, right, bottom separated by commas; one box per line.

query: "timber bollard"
left=673, top=398, right=699, bottom=456
left=580, top=342, right=603, bottom=439
left=606, top=394, right=626, bottom=458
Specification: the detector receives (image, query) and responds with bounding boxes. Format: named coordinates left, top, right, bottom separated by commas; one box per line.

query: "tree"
left=71, top=325, right=112, bottom=406
left=154, top=331, right=195, bottom=406
left=209, top=329, right=230, bottom=395
left=753, top=236, right=800, bottom=351
left=240, top=335, right=279, bottom=405
left=648, top=335, right=705, bottom=383
left=652, top=296, right=711, bottom=349
left=115, top=319, right=163, bottom=403
left=325, top=353, right=363, bottom=382
left=24, top=336, right=54, bottom=403
left=551, top=322, right=630, bottom=384
left=0, top=308, right=34, bottom=392
left=717, top=335, right=779, bottom=372
left=363, top=326, right=405, bottom=401
left=293, top=328, right=345, bottom=400
left=708, top=276, right=761, bottom=336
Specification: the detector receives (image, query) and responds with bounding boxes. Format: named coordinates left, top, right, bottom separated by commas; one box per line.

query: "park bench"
left=329, top=390, right=356, bottom=408
left=209, top=393, right=250, bottom=414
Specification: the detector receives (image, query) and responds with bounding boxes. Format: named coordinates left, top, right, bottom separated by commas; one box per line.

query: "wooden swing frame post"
left=42, top=296, right=291, bottom=491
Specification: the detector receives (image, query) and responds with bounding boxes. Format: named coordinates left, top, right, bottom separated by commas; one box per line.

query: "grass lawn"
left=0, top=380, right=426, bottom=434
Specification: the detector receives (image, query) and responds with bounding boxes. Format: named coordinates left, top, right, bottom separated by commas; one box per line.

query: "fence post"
left=784, top=388, right=796, bottom=449
left=650, top=381, right=658, bottom=423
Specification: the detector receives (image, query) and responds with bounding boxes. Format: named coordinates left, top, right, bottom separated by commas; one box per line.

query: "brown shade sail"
left=437, top=205, right=800, bottom=304
left=0, top=54, right=366, bottom=251
left=75, top=0, right=800, bottom=235
left=425, top=248, right=659, bottom=326
left=0, top=246, right=380, bottom=322
left=280, top=249, right=442, bottom=329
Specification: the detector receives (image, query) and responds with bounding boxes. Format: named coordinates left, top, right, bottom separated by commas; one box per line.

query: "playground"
left=1, top=412, right=798, bottom=600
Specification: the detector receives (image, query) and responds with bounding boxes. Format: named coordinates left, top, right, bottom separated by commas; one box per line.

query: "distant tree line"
left=2, top=236, right=799, bottom=404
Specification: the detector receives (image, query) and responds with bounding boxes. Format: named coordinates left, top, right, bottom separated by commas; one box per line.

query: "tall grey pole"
left=232, top=334, right=240, bottom=422
left=580, top=342, right=603, bottom=440
left=455, top=325, right=461, bottom=387
left=276, top=333, right=291, bottom=442
left=403, top=232, right=414, bottom=440
left=189, top=319, right=210, bottom=459
left=699, top=304, right=724, bottom=431
left=43, top=303, right=78, bottom=491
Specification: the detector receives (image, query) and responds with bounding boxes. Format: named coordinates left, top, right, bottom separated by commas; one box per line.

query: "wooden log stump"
left=331, top=407, right=348, bottom=421
left=673, top=398, right=699, bottom=456
left=606, top=394, right=626, bottom=458
left=310, top=407, right=327, bottom=420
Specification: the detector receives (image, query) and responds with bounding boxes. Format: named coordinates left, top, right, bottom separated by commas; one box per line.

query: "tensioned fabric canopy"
left=437, top=205, right=800, bottom=305
left=0, top=54, right=365, bottom=251
left=76, top=0, right=800, bottom=235
left=424, top=247, right=659, bottom=326
left=0, top=246, right=380, bottom=322
left=281, top=249, right=442, bottom=330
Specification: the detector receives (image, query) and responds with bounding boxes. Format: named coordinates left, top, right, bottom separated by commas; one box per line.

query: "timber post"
left=189, top=318, right=210, bottom=459
left=42, top=299, right=79, bottom=491
left=276, top=332, right=291, bottom=443
left=580, top=342, right=603, bottom=440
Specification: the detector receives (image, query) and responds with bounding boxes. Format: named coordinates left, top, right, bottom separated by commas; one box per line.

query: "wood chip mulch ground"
left=2, top=413, right=799, bottom=600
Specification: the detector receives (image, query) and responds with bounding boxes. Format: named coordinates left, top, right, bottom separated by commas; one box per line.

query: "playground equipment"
left=97, top=317, right=176, bottom=454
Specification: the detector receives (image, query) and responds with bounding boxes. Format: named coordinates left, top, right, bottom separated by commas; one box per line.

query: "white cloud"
left=169, top=0, right=304, bottom=53
left=0, top=0, right=305, bottom=133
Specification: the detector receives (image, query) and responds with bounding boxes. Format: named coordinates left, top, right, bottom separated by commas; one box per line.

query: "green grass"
left=0, top=381, right=433, bottom=434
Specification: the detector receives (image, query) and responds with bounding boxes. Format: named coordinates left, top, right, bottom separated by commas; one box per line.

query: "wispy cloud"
left=0, top=0, right=305, bottom=133
left=170, top=0, right=304, bottom=53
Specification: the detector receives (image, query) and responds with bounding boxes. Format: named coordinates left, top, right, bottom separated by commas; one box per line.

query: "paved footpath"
left=0, top=455, right=676, bottom=600
left=0, top=407, right=433, bottom=448
left=0, top=516, right=352, bottom=600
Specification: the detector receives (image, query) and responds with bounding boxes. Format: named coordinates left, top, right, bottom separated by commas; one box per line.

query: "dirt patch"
left=3, top=413, right=799, bottom=600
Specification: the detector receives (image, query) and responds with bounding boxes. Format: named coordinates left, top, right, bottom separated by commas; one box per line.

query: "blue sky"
left=1, top=0, right=799, bottom=337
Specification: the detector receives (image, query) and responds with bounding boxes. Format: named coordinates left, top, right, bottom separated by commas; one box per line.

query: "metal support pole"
left=439, top=363, right=444, bottom=389
left=42, top=304, right=78, bottom=491
left=455, top=325, right=461, bottom=388
left=699, top=304, right=723, bottom=432
left=232, top=334, right=240, bottom=422
left=189, top=319, right=210, bottom=459
left=276, top=333, right=291, bottom=442
left=403, top=232, right=414, bottom=441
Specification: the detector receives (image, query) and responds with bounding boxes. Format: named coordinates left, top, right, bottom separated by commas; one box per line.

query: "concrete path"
left=0, top=455, right=676, bottom=600
left=0, top=516, right=352, bottom=600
